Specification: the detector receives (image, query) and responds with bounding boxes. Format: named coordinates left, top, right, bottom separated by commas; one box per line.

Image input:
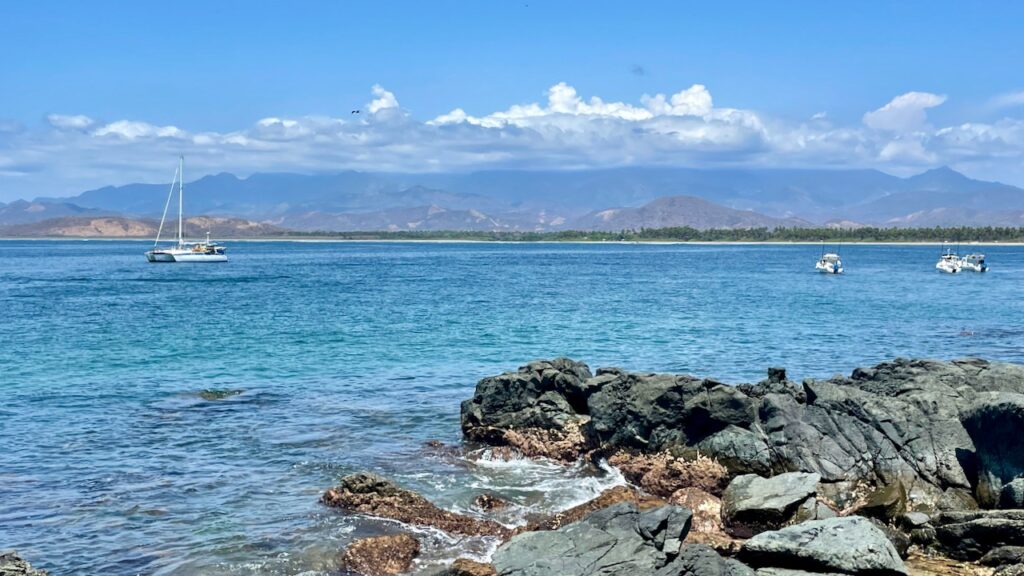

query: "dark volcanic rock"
left=653, top=544, right=755, bottom=576
left=962, top=393, right=1024, bottom=508
left=341, top=533, right=420, bottom=576
left=854, top=480, right=908, bottom=522
left=981, top=545, right=1024, bottom=567
left=493, top=502, right=692, bottom=576
left=737, top=516, right=907, bottom=575
left=935, top=509, right=1024, bottom=560
left=322, top=472, right=511, bottom=538
left=1000, top=478, right=1024, bottom=509
left=463, top=357, right=1024, bottom=512
left=721, top=472, right=821, bottom=538
left=0, top=552, right=48, bottom=576
left=525, top=485, right=665, bottom=531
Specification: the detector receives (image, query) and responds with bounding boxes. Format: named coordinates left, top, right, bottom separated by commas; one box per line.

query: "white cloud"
left=92, top=120, right=186, bottom=140
left=4, top=83, right=1024, bottom=200
left=368, top=84, right=400, bottom=114
left=863, top=91, right=947, bottom=132
left=47, top=114, right=94, bottom=130
left=989, top=90, right=1024, bottom=111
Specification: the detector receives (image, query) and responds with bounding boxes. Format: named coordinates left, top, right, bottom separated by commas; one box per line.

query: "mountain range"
left=3, top=166, right=1023, bottom=234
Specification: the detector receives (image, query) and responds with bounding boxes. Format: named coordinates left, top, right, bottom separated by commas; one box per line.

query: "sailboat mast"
left=178, top=155, right=184, bottom=247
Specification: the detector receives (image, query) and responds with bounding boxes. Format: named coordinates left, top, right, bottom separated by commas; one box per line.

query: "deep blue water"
left=2, top=240, right=1023, bottom=575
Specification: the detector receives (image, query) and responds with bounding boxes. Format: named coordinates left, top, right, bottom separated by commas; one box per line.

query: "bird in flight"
left=351, top=110, right=361, bottom=114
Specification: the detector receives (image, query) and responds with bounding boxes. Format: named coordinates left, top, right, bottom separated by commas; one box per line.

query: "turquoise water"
left=2, top=240, right=1023, bottom=574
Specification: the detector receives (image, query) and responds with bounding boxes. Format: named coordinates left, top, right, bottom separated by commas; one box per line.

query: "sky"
left=2, top=0, right=1024, bottom=201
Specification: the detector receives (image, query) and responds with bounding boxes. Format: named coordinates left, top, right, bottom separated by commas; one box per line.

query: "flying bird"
left=351, top=110, right=360, bottom=114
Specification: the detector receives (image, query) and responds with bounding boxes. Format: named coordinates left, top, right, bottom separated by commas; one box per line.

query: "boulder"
left=0, top=552, right=48, bottom=576
left=934, top=509, right=1024, bottom=560
left=1000, top=478, right=1024, bottom=509
left=721, top=472, right=821, bottom=538
left=737, top=516, right=907, bottom=575
left=473, top=493, right=509, bottom=512
left=981, top=545, right=1024, bottom=567
left=322, top=472, right=511, bottom=538
left=525, top=485, right=665, bottom=531
left=607, top=450, right=730, bottom=497
left=653, top=544, right=755, bottom=576
left=341, top=534, right=420, bottom=576
left=493, top=502, right=691, bottom=576
left=670, top=487, right=725, bottom=534
left=463, top=358, right=1024, bottom=512
left=961, top=393, right=1024, bottom=507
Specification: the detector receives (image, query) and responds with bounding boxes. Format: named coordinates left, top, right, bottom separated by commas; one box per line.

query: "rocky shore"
left=323, top=356, right=1024, bottom=575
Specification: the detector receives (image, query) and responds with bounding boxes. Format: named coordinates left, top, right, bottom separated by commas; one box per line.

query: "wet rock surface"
left=322, top=473, right=511, bottom=538
left=737, top=516, right=907, bottom=575
left=0, top=552, right=48, bottom=576
left=341, top=534, right=420, bottom=576
left=430, top=558, right=498, bottom=576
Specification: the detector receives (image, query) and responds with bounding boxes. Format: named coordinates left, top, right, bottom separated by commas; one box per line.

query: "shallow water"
left=2, top=240, right=1023, bottom=574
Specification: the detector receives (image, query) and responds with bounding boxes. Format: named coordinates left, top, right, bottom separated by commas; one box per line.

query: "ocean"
left=2, top=240, right=1023, bottom=574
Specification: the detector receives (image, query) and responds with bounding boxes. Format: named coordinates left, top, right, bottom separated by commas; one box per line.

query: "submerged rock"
left=197, top=388, right=243, bottom=401
left=721, top=472, right=821, bottom=538
left=341, top=534, right=420, bottom=576
left=962, top=393, right=1024, bottom=508
left=0, top=552, right=48, bottom=576
left=463, top=357, right=1024, bottom=512
left=322, top=473, right=511, bottom=538
left=737, top=516, right=907, bottom=575
left=493, top=502, right=692, bottom=576
left=431, top=558, right=498, bottom=576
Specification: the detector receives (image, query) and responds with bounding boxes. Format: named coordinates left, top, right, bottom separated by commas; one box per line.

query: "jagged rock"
left=653, top=544, right=755, bottom=575
left=1001, top=478, right=1024, bottom=509
left=737, top=516, right=907, bottom=575
left=322, top=473, right=511, bottom=538
left=493, top=502, right=692, bottom=576
left=341, top=534, right=420, bottom=576
left=753, top=570, right=846, bottom=576
left=431, top=558, right=498, bottom=576
left=935, top=509, right=1024, bottom=560
left=898, top=512, right=936, bottom=545
left=463, top=358, right=1024, bottom=512
left=962, top=393, right=1024, bottom=508
left=867, top=518, right=912, bottom=559
left=473, top=493, right=509, bottom=512
left=996, top=566, right=1024, bottom=576
left=981, top=545, right=1024, bottom=567
left=0, top=552, right=48, bottom=576
left=721, top=472, right=821, bottom=538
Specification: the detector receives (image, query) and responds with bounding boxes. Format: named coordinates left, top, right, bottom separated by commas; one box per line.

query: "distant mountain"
left=573, top=195, right=810, bottom=231
left=0, top=199, right=109, bottom=226
left=29, top=165, right=1024, bottom=229
left=0, top=216, right=285, bottom=238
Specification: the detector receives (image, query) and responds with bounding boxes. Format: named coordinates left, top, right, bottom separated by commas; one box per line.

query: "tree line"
left=272, top=226, right=1024, bottom=243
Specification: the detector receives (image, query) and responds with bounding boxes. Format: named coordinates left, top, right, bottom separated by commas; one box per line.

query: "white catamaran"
left=145, top=156, right=227, bottom=263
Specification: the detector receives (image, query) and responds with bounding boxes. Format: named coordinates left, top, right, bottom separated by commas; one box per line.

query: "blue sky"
left=2, top=0, right=1024, bottom=200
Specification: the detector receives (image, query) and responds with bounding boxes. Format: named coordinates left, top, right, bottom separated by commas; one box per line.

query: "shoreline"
left=2, top=236, right=1023, bottom=246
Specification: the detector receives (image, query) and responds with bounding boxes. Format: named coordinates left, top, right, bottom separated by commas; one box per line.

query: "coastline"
left=2, top=236, right=1022, bottom=246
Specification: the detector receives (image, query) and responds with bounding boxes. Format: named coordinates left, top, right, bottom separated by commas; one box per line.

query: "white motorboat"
left=145, top=157, right=227, bottom=263
left=959, top=253, right=988, bottom=273
left=935, top=244, right=960, bottom=274
left=815, top=252, right=843, bottom=274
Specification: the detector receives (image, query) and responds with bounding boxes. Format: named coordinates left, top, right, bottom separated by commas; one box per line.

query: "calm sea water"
left=2, top=240, right=1023, bottom=575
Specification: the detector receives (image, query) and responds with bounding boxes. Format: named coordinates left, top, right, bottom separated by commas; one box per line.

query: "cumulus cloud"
left=3, top=83, right=1024, bottom=200
left=863, top=91, right=947, bottom=132
left=989, top=90, right=1024, bottom=111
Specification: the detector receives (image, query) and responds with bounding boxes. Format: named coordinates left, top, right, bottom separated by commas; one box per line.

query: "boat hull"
left=145, top=250, right=227, bottom=263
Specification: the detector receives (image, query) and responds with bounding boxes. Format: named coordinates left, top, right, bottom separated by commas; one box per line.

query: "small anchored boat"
left=815, top=244, right=844, bottom=274
left=145, top=156, right=227, bottom=263
left=959, top=253, right=988, bottom=273
left=935, top=243, right=960, bottom=274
